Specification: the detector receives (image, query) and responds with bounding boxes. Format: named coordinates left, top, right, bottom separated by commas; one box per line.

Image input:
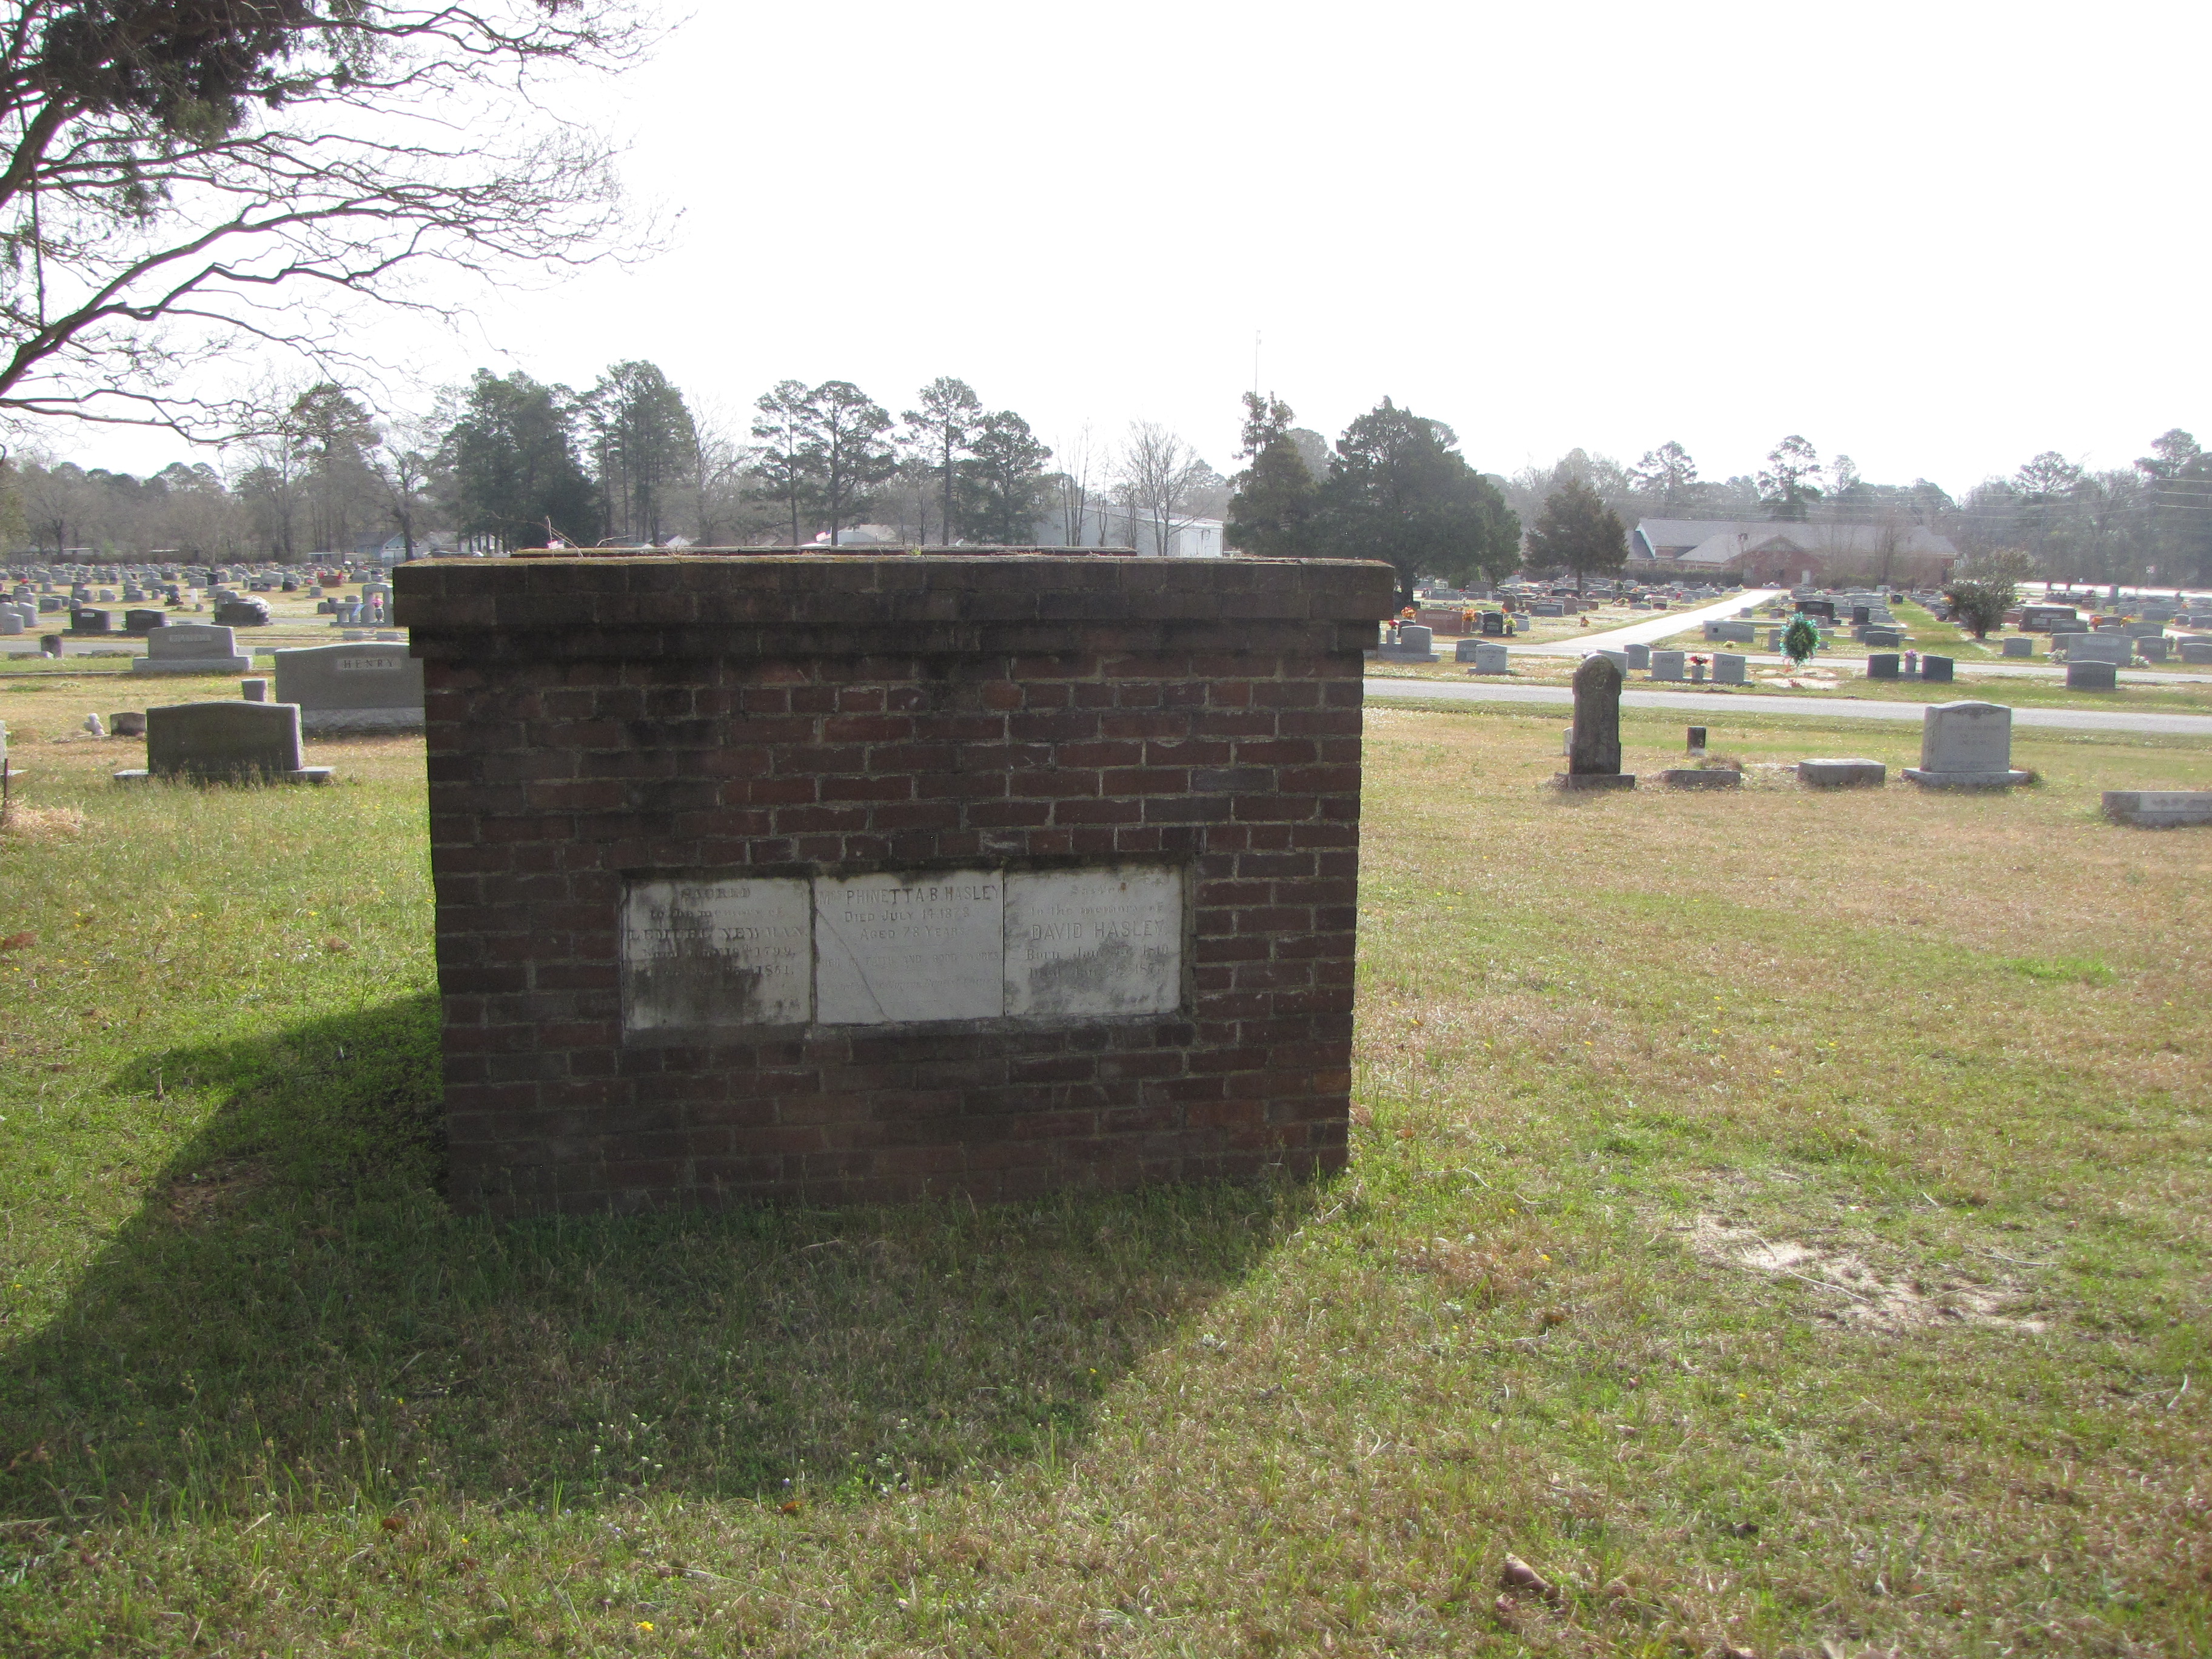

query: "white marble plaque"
left=1005, top=866, right=1184, bottom=1019
left=622, top=877, right=813, bottom=1030
left=814, top=870, right=1004, bottom=1024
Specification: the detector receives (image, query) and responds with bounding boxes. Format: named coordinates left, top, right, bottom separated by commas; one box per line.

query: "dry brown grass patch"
left=1, top=803, right=85, bottom=842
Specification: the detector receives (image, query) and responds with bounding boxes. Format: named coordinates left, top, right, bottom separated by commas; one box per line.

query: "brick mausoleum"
left=395, top=551, right=1395, bottom=1215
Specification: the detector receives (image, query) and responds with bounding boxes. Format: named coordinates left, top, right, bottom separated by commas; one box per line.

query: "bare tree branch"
left=0, top=2, right=652, bottom=441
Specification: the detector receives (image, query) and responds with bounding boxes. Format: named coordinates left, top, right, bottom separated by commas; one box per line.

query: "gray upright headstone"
left=1903, top=702, right=2028, bottom=789
left=1558, top=654, right=1634, bottom=790
left=116, top=701, right=331, bottom=785
left=2002, top=636, right=2034, bottom=657
left=1649, top=649, right=1685, bottom=682
left=1470, top=642, right=1510, bottom=674
left=272, top=642, right=426, bottom=732
left=2067, top=632, right=2130, bottom=665
left=1625, top=642, right=1651, bottom=670
left=131, top=623, right=250, bottom=675
left=1714, top=652, right=1748, bottom=684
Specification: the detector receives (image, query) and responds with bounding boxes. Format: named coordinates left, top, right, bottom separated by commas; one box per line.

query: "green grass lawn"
left=1, top=679, right=2209, bottom=1656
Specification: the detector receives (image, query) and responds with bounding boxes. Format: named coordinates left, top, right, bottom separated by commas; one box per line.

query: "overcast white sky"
left=56, top=1, right=2212, bottom=500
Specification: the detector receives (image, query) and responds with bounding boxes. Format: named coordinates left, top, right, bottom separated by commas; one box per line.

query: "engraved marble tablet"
left=622, top=877, right=813, bottom=1030
left=814, top=870, right=1003, bottom=1024
left=1005, top=866, right=1184, bottom=1019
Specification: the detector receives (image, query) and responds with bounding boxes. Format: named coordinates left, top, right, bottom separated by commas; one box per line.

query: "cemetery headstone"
left=1624, top=642, right=1651, bottom=670
left=2180, top=641, right=2212, bottom=665
left=1686, top=726, right=1706, bottom=752
left=2101, top=791, right=2212, bottom=828
left=70, top=606, right=111, bottom=634
left=2067, top=632, right=2130, bottom=665
left=1868, top=652, right=1900, bottom=680
left=1470, top=642, right=1510, bottom=674
left=131, top=623, right=250, bottom=676
left=1454, top=637, right=1482, bottom=663
left=114, top=700, right=332, bottom=785
left=1376, top=623, right=1436, bottom=662
left=2067, top=661, right=2118, bottom=690
left=1650, top=649, right=1685, bottom=682
left=39, top=635, right=61, bottom=657
left=1660, top=766, right=1740, bottom=789
left=1798, top=758, right=1885, bottom=788
left=109, top=711, right=146, bottom=737
left=123, top=608, right=166, bottom=635
left=2002, top=636, right=2034, bottom=657
left=272, top=642, right=426, bottom=732
left=1920, top=654, right=1954, bottom=683
left=1714, top=652, right=1748, bottom=684
left=2137, top=636, right=2170, bottom=662
left=1903, top=702, right=2029, bottom=788
left=1557, top=654, right=1634, bottom=791
left=241, top=679, right=269, bottom=702
left=0, top=610, right=18, bottom=637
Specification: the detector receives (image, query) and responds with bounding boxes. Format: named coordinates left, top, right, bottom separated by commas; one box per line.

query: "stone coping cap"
left=394, top=553, right=1398, bottom=636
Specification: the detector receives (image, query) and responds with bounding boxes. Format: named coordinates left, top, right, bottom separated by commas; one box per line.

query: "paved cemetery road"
left=1512, top=590, right=1786, bottom=654
left=1365, top=677, right=2212, bottom=737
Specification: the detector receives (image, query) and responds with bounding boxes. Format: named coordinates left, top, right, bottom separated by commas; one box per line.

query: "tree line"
left=2, top=370, right=1245, bottom=560
left=1495, top=432, right=2212, bottom=589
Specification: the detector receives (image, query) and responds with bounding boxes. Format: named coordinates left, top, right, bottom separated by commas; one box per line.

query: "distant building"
left=349, top=531, right=480, bottom=562
left=1629, top=520, right=1959, bottom=586
left=1036, top=502, right=1224, bottom=558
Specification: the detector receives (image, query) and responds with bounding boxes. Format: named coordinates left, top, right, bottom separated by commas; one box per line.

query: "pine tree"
left=1318, top=398, right=1518, bottom=605
left=1523, top=478, right=1627, bottom=594
left=955, top=411, right=1052, bottom=543
left=1226, top=390, right=1321, bottom=557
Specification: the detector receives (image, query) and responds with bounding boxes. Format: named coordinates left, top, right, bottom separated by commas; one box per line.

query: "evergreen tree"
left=803, top=381, right=897, bottom=546
left=587, top=361, right=697, bottom=546
left=287, top=383, right=381, bottom=557
left=1225, top=390, right=1321, bottom=557
left=1318, top=398, right=1518, bottom=605
left=1523, top=477, right=1626, bottom=594
left=441, top=369, right=597, bottom=549
left=751, top=380, right=817, bottom=546
left=1758, top=435, right=1824, bottom=521
left=955, top=410, right=1051, bottom=544
left=903, top=377, right=982, bottom=546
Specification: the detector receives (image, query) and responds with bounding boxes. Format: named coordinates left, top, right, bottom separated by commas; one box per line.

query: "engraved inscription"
left=1004, top=866, right=1184, bottom=1018
left=814, top=871, right=1003, bottom=1024
left=332, top=655, right=404, bottom=672
left=621, top=877, right=812, bottom=1030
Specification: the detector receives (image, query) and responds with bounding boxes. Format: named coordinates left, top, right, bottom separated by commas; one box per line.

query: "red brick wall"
left=395, top=552, right=1395, bottom=1215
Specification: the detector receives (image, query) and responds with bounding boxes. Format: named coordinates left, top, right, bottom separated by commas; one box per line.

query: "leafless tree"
left=0, top=4, right=648, bottom=443
left=1118, top=420, right=1208, bottom=557
left=1052, top=421, right=1098, bottom=546
left=685, top=396, right=756, bottom=546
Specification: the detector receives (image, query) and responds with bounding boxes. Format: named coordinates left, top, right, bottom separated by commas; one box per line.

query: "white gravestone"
left=815, top=870, right=1004, bottom=1023
left=1904, top=701, right=2029, bottom=788
left=1004, top=866, right=1183, bottom=1018
left=620, top=877, right=813, bottom=1029
left=1470, top=642, right=1510, bottom=674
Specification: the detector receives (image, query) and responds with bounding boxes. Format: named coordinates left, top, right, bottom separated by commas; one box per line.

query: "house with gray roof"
left=1630, top=520, right=1959, bottom=586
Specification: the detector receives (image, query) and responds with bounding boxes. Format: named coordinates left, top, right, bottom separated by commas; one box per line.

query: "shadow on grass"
left=0, top=993, right=1301, bottom=1527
